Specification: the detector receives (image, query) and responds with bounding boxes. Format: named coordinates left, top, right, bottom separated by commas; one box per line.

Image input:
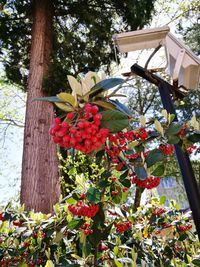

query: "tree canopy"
left=0, top=0, right=156, bottom=94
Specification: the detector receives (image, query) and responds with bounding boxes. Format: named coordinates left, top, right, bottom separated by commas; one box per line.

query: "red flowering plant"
left=2, top=72, right=199, bottom=266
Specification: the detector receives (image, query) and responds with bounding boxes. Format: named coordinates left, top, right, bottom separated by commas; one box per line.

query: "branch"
left=0, top=118, right=24, bottom=128
left=144, top=92, right=157, bottom=114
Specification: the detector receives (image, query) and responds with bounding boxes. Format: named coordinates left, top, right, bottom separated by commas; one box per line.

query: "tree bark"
left=20, top=0, right=60, bottom=213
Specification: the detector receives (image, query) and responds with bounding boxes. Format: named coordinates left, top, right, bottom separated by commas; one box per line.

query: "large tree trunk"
left=20, top=0, right=60, bottom=213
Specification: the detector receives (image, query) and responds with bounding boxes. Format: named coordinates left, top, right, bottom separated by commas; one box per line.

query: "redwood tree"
left=20, top=0, right=60, bottom=212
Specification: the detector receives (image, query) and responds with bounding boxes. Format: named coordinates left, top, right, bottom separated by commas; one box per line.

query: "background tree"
left=0, top=0, right=156, bottom=212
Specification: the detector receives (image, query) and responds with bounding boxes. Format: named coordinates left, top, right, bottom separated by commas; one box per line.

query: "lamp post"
left=113, top=27, right=200, bottom=239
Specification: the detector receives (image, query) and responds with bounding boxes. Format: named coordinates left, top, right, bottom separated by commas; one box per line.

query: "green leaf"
left=98, top=180, right=110, bottom=188
left=167, top=135, right=180, bottom=144
left=119, top=170, right=129, bottom=180
left=92, top=100, right=116, bottom=110
left=67, top=218, right=84, bottom=230
left=114, top=259, right=123, bottom=267
left=57, top=92, right=76, bottom=106
left=95, top=150, right=105, bottom=164
left=169, top=114, right=175, bottom=124
left=151, top=164, right=165, bottom=176
left=159, top=196, right=166, bottom=205
left=178, top=233, right=188, bottom=241
left=33, top=96, right=64, bottom=103
left=146, top=149, right=164, bottom=168
left=134, top=166, right=147, bottom=180
left=165, top=122, right=182, bottom=135
left=86, top=187, right=101, bottom=203
left=109, top=99, right=132, bottom=116
left=93, top=203, right=105, bottom=227
left=101, top=170, right=112, bottom=179
left=100, top=110, right=129, bottom=133
left=192, top=259, right=200, bottom=266
left=119, top=178, right=131, bottom=188
left=87, top=78, right=124, bottom=98
left=187, top=132, right=200, bottom=143
left=54, top=102, right=74, bottom=112
left=119, top=170, right=131, bottom=187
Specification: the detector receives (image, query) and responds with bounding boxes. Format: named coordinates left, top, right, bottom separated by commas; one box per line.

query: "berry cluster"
left=177, top=223, right=192, bottom=232
left=68, top=201, right=99, bottom=218
left=186, top=144, right=197, bottom=154
left=159, top=144, right=174, bottom=156
left=80, top=223, right=93, bottom=235
left=0, top=256, right=44, bottom=267
left=152, top=207, right=166, bottom=216
left=0, top=212, right=4, bottom=221
left=111, top=184, right=128, bottom=197
left=106, top=128, right=149, bottom=161
left=114, top=221, right=132, bottom=233
left=179, top=127, right=185, bottom=138
left=98, top=242, right=109, bottom=251
left=13, top=219, right=23, bottom=227
left=50, top=104, right=109, bottom=154
left=131, top=174, right=160, bottom=189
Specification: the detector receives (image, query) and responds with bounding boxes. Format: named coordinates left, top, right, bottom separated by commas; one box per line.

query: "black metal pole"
left=131, top=63, right=200, bottom=240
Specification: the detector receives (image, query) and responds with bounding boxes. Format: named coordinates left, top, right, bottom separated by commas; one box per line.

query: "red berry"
left=54, top=117, right=61, bottom=124
left=94, top=113, right=102, bottom=121
left=0, top=213, right=4, bottom=221
left=13, top=220, right=23, bottom=227
left=62, top=121, right=69, bottom=128
left=77, top=121, right=84, bottom=129
left=91, top=105, right=99, bottom=115
left=67, top=112, right=74, bottom=120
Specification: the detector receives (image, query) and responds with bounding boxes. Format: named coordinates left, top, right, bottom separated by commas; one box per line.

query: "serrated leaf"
left=101, top=110, right=129, bottom=133
left=151, top=164, right=165, bottom=176
left=86, top=187, right=101, bottom=203
left=54, top=102, right=74, bottom=112
left=86, top=78, right=124, bottom=98
left=146, top=149, right=164, bottom=168
left=57, top=93, right=76, bottom=106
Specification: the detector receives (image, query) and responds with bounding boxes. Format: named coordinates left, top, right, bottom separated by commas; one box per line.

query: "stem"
left=93, top=246, right=98, bottom=267
left=133, top=187, right=143, bottom=212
